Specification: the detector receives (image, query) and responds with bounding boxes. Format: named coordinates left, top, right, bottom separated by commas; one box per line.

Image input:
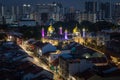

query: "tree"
left=80, top=20, right=94, bottom=32
left=94, top=21, right=115, bottom=31
left=53, top=20, right=80, bottom=33
left=66, top=20, right=80, bottom=32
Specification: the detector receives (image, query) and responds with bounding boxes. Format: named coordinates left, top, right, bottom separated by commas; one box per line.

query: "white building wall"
left=78, top=60, right=93, bottom=72
left=79, top=13, right=97, bottom=23
left=69, top=62, right=79, bottom=75
left=49, top=50, right=71, bottom=63
left=68, top=60, right=94, bottom=76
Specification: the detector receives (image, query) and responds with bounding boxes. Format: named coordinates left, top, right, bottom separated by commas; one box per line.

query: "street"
left=20, top=44, right=61, bottom=80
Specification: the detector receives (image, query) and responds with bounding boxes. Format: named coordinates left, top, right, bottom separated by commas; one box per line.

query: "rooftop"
left=73, top=65, right=120, bottom=80
left=0, top=41, right=53, bottom=79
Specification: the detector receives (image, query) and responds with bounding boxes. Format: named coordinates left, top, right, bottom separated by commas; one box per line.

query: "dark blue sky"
left=0, top=0, right=120, bottom=10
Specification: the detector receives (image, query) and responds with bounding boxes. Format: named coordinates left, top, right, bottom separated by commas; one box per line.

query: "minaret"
left=59, top=27, right=63, bottom=35
left=65, top=29, right=68, bottom=39
left=42, top=27, right=45, bottom=37
left=82, top=28, right=85, bottom=38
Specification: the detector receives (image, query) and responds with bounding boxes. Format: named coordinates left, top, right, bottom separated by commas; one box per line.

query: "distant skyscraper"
left=11, top=6, right=15, bottom=21
left=16, top=6, right=20, bottom=20
left=64, top=13, right=76, bottom=22
left=99, top=2, right=111, bottom=19
left=84, top=1, right=99, bottom=22
left=35, top=4, right=52, bottom=25
left=22, top=4, right=32, bottom=19
left=113, top=2, right=120, bottom=24
left=84, top=1, right=112, bottom=22
left=1, top=6, right=4, bottom=16
left=79, top=12, right=97, bottom=23
left=35, top=2, right=63, bottom=25
left=69, top=6, right=75, bottom=13
left=85, top=1, right=98, bottom=13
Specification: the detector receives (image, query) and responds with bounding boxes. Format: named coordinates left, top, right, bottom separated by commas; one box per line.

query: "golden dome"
left=48, top=25, right=54, bottom=32
left=73, top=25, right=79, bottom=33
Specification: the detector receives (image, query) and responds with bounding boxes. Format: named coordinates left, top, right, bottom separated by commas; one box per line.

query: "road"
left=20, top=44, right=61, bottom=80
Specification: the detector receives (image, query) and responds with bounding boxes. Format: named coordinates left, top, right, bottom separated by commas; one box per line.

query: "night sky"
left=0, top=0, right=120, bottom=11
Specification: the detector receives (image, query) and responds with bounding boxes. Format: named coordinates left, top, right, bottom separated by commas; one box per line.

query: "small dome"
left=73, top=25, right=79, bottom=33
left=48, top=25, right=54, bottom=32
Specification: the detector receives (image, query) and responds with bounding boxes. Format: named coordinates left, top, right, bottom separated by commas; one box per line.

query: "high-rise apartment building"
left=22, top=4, right=32, bottom=19
left=35, top=2, right=63, bottom=25
left=99, top=2, right=111, bottom=19
left=1, top=6, right=4, bottom=16
left=78, top=12, right=97, bottom=23
left=112, top=2, right=120, bottom=24
left=85, top=1, right=98, bottom=13
left=84, top=1, right=112, bottom=22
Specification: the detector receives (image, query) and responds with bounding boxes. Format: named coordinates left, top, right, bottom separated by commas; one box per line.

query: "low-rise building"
left=18, top=18, right=37, bottom=27
left=7, top=31, right=23, bottom=45
left=58, top=51, right=108, bottom=80
left=96, top=32, right=110, bottom=46
left=58, top=53, right=94, bottom=80
left=106, top=39, right=120, bottom=64
left=0, top=41, right=53, bottom=80
left=69, top=67, right=120, bottom=80
left=33, top=41, right=57, bottom=57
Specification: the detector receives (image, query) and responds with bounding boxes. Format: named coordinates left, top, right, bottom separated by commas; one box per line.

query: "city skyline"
left=1, top=0, right=120, bottom=25
left=0, top=0, right=120, bottom=11
left=0, top=1, right=120, bottom=80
